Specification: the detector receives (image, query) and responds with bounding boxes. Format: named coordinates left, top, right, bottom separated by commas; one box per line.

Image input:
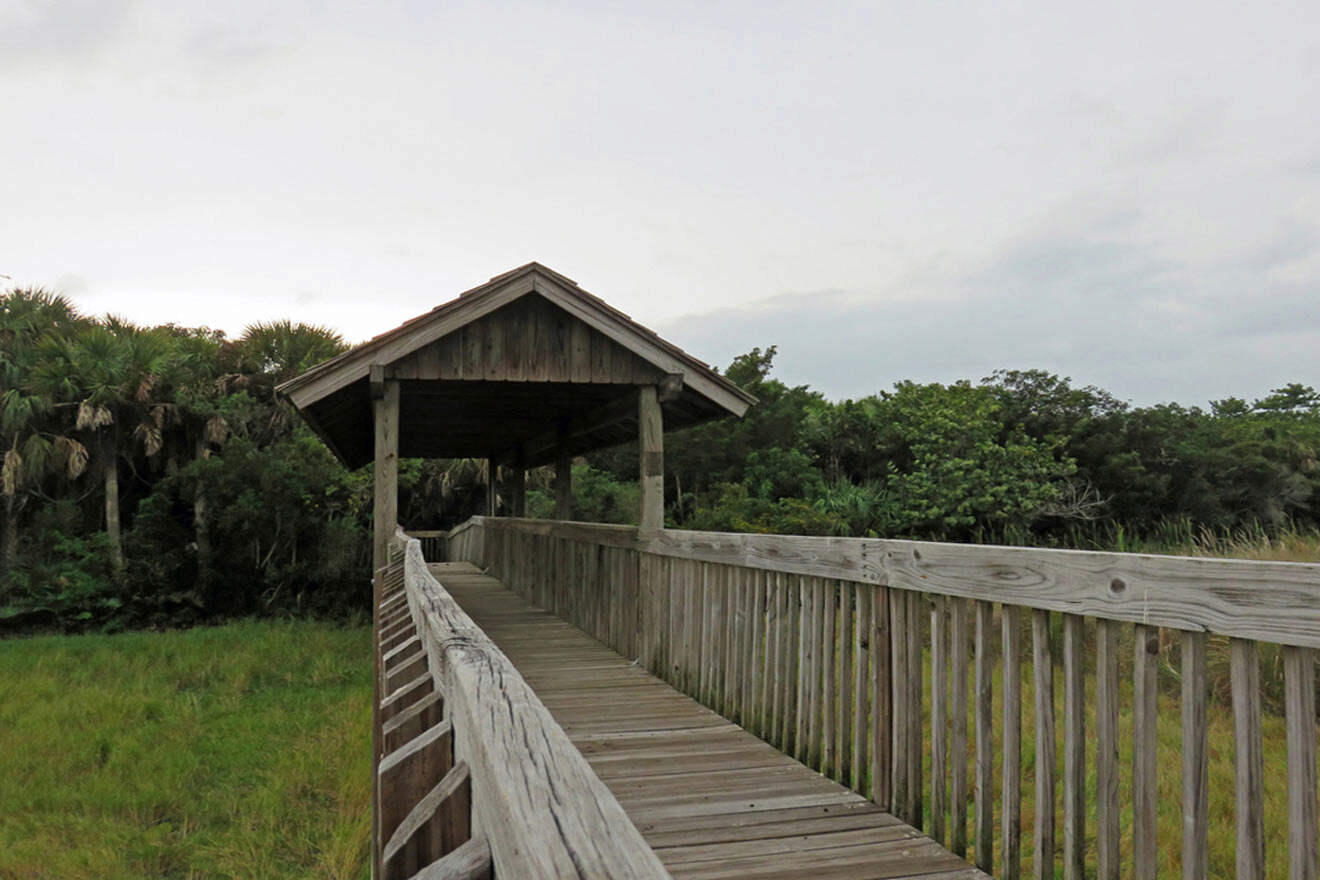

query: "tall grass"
left=973, top=516, right=1320, bottom=559
left=0, top=621, right=372, bottom=880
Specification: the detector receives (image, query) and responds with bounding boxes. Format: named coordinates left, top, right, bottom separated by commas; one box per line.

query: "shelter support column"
left=555, top=422, right=573, bottom=521
left=369, top=368, right=399, bottom=880
left=511, top=443, right=527, bottom=517
left=639, top=385, right=664, bottom=529
left=371, top=374, right=400, bottom=576
left=485, top=458, right=497, bottom=516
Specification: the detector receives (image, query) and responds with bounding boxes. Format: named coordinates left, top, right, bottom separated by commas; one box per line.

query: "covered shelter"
left=277, top=261, right=755, bottom=574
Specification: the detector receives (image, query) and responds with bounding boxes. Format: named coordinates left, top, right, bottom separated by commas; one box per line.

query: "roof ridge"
left=277, top=263, right=754, bottom=411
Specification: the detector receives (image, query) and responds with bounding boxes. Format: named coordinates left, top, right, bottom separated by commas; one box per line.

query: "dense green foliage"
left=0, top=290, right=376, bottom=632
left=0, top=620, right=371, bottom=879
left=590, top=348, right=1320, bottom=548
left=4, top=289, right=1317, bottom=633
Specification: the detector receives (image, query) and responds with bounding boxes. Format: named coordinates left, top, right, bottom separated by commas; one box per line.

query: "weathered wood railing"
left=374, top=528, right=668, bottom=879
left=404, top=530, right=448, bottom=563
left=446, top=515, right=1320, bottom=880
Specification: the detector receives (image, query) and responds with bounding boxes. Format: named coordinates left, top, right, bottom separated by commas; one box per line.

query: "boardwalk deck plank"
left=434, top=562, right=989, bottom=880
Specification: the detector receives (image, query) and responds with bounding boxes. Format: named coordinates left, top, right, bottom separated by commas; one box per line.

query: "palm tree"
left=29, top=320, right=175, bottom=579
left=237, top=320, right=346, bottom=385
left=0, top=289, right=87, bottom=575
left=162, top=327, right=233, bottom=596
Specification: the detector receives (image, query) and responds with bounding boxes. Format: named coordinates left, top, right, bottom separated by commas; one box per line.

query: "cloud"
left=54, top=273, right=90, bottom=296
left=0, top=0, right=133, bottom=69
left=658, top=222, right=1320, bottom=408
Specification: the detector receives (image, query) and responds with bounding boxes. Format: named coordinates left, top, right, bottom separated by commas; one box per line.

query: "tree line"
left=584, top=347, right=1320, bottom=547
left=3, top=290, right=1317, bottom=633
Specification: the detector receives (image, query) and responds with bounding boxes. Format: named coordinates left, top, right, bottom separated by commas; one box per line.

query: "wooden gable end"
left=388, top=293, right=665, bottom=385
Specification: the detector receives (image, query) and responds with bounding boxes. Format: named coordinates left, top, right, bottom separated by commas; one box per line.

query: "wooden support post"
left=372, top=370, right=400, bottom=574
left=485, top=458, right=496, bottom=516
left=370, top=366, right=399, bottom=880
left=555, top=423, right=573, bottom=521
left=511, top=444, right=526, bottom=518
left=638, top=385, right=664, bottom=530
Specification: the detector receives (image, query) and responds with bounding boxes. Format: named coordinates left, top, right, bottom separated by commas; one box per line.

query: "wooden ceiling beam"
left=499, top=389, right=641, bottom=468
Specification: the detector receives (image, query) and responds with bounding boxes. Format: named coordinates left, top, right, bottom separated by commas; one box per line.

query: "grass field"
left=0, top=621, right=372, bottom=880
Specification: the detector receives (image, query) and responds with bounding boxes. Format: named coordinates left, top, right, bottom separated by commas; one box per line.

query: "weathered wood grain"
left=810, top=578, right=827, bottom=770
left=1285, top=646, right=1318, bottom=880
left=380, top=673, right=434, bottom=723
left=753, top=569, right=769, bottom=737
left=1032, top=609, right=1055, bottom=880
left=787, top=576, right=803, bottom=757
left=1095, top=619, right=1119, bottom=880
left=441, top=515, right=1320, bottom=880
left=741, top=567, right=757, bottom=729
left=378, top=720, right=454, bottom=846
left=1001, top=604, right=1022, bottom=880
left=1232, top=637, right=1265, bottom=880
left=951, top=597, right=969, bottom=858
left=638, top=386, right=664, bottom=530
left=838, top=583, right=853, bottom=785
left=891, top=588, right=911, bottom=821
left=382, top=761, right=471, bottom=880
left=775, top=575, right=793, bottom=752
left=471, top=517, right=1320, bottom=649
left=823, top=580, right=837, bottom=779
left=382, top=689, right=445, bottom=754
left=1062, top=614, right=1085, bottom=880
left=931, top=597, right=948, bottom=848
left=907, top=590, right=924, bottom=829
left=1132, top=624, right=1158, bottom=880
left=1181, top=630, right=1208, bottom=880
left=411, top=836, right=492, bottom=880
left=396, top=538, right=669, bottom=878
left=796, top=578, right=811, bottom=764
left=871, top=585, right=891, bottom=808
left=436, top=556, right=994, bottom=880
left=974, top=600, right=993, bottom=873
left=852, top=585, right=870, bottom=794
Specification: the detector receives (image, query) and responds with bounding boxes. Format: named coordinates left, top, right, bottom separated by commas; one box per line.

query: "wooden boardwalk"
left=433, top=562, right=986, bottom=880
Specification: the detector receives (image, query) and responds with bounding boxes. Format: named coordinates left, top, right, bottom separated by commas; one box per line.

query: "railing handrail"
left=453, top=515, right=1320, bottom=650
left=394, top=530, right=669, bottom=878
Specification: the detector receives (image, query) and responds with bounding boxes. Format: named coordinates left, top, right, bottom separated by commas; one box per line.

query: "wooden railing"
left=374, top=528, right=668, bottom=879
left=446, top=516, right=1320, bottom=880
left=403, top=530, right=447, bottom=562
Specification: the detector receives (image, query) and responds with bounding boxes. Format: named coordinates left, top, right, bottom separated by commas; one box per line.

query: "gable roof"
left=276, top=262, right=754, bottom=415
left=277, top=263, right=755, bottom=469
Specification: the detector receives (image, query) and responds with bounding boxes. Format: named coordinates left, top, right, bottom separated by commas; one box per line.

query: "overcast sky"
left=4, top=0, right=1318, bottom=407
